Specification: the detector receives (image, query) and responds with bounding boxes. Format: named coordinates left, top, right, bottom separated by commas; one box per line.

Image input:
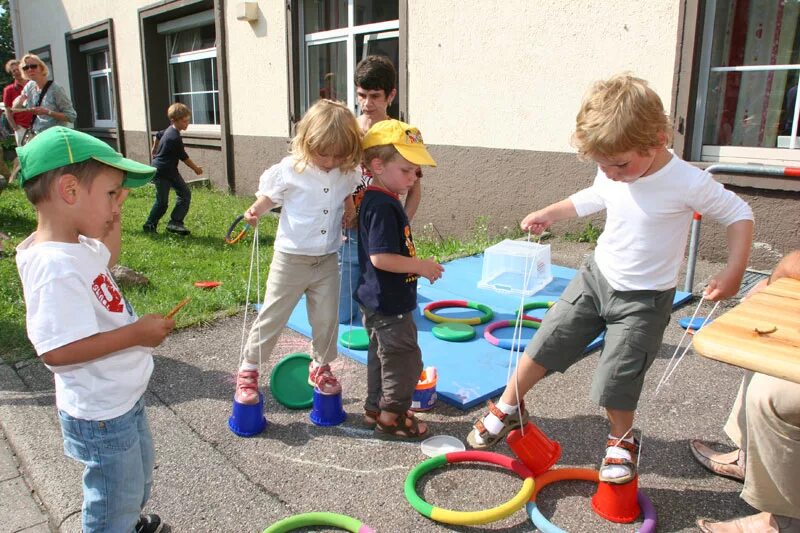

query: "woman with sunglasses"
left=13, top=53, right=76, bottom=135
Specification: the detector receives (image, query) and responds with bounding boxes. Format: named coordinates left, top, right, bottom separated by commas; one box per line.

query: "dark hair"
left=354, top=55, right=396, bottom=96
left=24, top=159, right=109, bottom=205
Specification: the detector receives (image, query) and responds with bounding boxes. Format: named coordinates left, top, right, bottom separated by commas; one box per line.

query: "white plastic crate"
left=477, top=239, right=553, bottom=296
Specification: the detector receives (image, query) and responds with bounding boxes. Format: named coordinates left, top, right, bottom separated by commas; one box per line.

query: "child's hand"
left=520, top=209, right=552, bottom=234
left=134, top=314, right=175, bottom=347
left=116, top=189, right=130, bottom=205
left=243, top=207, right=260, bottom=226
left=417, top=258, right=444, bottom=284
left=194, top=166, right=204, bottom=176
left=703, top=266, right=744, bottom=301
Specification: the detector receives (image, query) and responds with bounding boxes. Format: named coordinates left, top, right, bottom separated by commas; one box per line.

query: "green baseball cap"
left=16, top=127, right=156, bottom=188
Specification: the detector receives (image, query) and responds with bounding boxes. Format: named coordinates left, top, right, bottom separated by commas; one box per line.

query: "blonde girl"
left=236, top=99, right=363, bottom=404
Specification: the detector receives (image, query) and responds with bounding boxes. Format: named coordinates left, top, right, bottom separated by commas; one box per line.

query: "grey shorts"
left=525, top=255, right=675, bottom=410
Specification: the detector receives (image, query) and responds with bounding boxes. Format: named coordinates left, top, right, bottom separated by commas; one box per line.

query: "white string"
left=654, top=296, right=720, bottom=396
left=508, top=231, right=539, bottom=437
left=238, top=224, right=260, bottom=366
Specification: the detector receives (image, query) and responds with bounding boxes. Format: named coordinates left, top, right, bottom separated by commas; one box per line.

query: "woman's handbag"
left=19, top=81, right=53, bottom=146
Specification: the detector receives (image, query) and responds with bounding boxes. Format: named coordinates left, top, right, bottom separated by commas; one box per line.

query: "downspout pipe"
left=683, top=164, right=800, bottom=294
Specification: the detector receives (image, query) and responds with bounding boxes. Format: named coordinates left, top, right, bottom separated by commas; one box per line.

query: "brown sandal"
left=466, top=399, right=529, bottom=449
left=374, top=412, right=429, bottom=441
left=599, top=437, right=639, bottom=484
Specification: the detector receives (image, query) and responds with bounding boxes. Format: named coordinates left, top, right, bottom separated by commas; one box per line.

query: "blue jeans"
left=58, top=397, right=155, bottom=533
left=145, top=171, right=191, bottom=226
left=338, top=228, right=362, bottom=324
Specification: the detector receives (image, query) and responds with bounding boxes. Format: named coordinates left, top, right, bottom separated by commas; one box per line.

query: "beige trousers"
left=724, top=371, right=800, bottom=518
left=243, top=250, right=340, bottom=366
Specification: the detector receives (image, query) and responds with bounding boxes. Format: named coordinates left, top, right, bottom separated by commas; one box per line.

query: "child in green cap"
left=14, top=126, right=174, bottom=533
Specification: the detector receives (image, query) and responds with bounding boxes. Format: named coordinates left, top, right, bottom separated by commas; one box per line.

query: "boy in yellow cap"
left=14, top=127, right=174, bottom=532
left=356, top=119, right=443, bottom=440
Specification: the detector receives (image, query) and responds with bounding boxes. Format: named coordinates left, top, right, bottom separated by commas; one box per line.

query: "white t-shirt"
left=15, top=235, right=152, bottom=420
left=569, top=155, right=754, bottom=291
left=257, top=156, right=361, bottom=255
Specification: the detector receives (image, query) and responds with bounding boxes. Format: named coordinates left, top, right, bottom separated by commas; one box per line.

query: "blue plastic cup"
left=309, top=388, right=347, bottom=426
left=228, top=392, right=268, bottom=437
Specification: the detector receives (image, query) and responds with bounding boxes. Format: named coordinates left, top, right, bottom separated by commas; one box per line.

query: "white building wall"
left=407, top=1, right=680, bottom=152
left=12, top=0, right=291, bottom=137
left=223, top=0, right=290, bottom=138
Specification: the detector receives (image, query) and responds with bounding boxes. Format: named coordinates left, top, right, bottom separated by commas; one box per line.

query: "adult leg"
left=337, top=228, right=361, bottom=324
left=725, top=372, right=800, bottom=519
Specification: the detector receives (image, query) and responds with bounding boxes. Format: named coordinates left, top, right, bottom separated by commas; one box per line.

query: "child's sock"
left=602, top=434, right=636, bottom=480
left=474, top=400, right=518, bottom=444
left=239, top=361, right=259, bottom=372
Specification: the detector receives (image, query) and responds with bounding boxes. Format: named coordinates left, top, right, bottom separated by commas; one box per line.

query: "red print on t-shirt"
left=92, top=273, right=123, bottom=313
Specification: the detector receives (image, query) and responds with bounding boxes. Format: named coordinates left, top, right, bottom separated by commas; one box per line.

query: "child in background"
left=15, top=127, right=174, bottom=532
left=143, top=103, right=203, bottom=235
left=235, top=99, right=363, bottom=404
left=339, top=55, right=423, bottom=323
left=467, top=74, right=754, bottom=485
left=356, top=120, right=443, bottom=439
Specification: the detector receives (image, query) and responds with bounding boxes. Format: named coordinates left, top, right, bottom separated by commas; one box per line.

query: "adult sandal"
left=697, top=512, right=800, bottom=533
left=599, top=437, right=640, bottom=484
left=375, top=412, right=429, bottom=441
left=234, top=370, right=259, bottom=405
left=364, top=408, right=415, bottom=429
left=689, top=439, right=745, bottom=482
left=466, top=399, right=529, bottom=449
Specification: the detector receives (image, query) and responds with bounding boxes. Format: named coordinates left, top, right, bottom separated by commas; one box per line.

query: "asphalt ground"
left=0, top=241, right=756, bottom=532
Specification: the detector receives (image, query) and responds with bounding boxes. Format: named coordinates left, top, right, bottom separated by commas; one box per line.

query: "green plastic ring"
left=263, top=512, right=374, bottom=533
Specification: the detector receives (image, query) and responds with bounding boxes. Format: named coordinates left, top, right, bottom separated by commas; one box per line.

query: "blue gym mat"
left=285, top=254, right=693, bottom=410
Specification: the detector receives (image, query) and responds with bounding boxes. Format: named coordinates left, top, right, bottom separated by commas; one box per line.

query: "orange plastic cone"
left=506, top=421, right=562, bottom=476
left=591, top=475, right=641, bottom=523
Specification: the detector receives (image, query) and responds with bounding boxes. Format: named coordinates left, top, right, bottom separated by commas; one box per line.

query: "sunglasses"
left=21, top=64, right=39, bottom=71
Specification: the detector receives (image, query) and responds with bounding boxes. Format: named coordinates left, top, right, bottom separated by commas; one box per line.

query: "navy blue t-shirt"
left=355, top=186, right=419, bottom=315
left=151, top=125, right=188, bottom=177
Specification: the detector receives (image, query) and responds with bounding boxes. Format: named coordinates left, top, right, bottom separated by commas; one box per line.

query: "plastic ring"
left=225, top=214, right=250, bottom=244
left=526, top=468, right=657, bottom=533
left=516, top=300, right=554, bottom=322
left=263, top=512, right=375, bottom=533
left=405, top=450, right=535, bottom=525
left=484, top=319, right=541, bottom=350
left=423, top=300, right=494, bottom=325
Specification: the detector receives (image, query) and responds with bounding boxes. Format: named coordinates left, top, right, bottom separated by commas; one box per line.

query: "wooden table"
left=692, top=277, right=800, bottom=384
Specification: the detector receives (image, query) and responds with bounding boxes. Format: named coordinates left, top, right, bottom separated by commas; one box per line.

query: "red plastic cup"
left=506, top=421, right=562, bottom=476
left=591, top=475, right=641, bottom=523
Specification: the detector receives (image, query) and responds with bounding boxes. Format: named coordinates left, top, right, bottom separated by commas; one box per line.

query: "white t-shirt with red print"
left=16, top=235, right=153, bottom=420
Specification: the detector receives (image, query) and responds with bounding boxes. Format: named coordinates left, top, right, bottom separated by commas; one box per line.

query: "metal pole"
left=684, top=212, right=702, bottom=293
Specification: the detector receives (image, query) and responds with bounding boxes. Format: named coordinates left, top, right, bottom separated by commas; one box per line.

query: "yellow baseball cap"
left=362, top=119, right=436, bottom=167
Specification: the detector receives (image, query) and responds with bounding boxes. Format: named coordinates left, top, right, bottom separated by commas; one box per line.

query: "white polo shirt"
left=257, top=156, right=361, bottom=256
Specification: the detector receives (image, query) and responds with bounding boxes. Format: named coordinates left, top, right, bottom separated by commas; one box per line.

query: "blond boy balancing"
left=355, top=120, right=443, bottom=439
left=467, top=74, right=754, bottom=485
left=15, top=127, right=174, bottom=532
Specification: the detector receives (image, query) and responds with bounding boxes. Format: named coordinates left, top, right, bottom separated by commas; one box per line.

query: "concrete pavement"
left=0, top=242, right=759, bottom=532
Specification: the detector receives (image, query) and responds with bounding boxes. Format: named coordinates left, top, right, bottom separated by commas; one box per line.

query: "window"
left=87, top=48, right=115, bottom=127
left=694, top=0, right=800, bottom=164
left=158, top=11, right=219, bottom=128
left=300, top=0, right=399, bottom=117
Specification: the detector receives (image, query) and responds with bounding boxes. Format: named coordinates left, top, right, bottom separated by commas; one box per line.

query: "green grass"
left=0, top=186, right=518, bottom=365
left=564, top=222, right=601, bottom=244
